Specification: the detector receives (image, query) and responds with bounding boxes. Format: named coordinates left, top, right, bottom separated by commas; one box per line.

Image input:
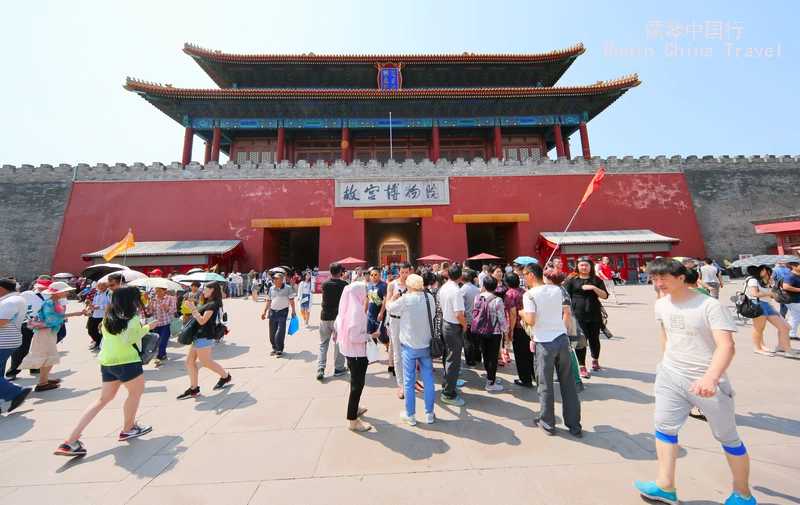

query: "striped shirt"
left=0, top=293, right=27, bottom=349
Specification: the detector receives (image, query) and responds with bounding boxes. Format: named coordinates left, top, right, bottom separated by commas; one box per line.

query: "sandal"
left=502, top=349, right=511, bottom=362
left=414, top=381, right=424, bottom=393
left=348, top=420, right=373, bottom=432
left=689, top=409, right=708, bottom=422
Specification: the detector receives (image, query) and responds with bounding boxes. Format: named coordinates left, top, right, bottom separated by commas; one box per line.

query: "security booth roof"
left=82, top=240, right=243, bottom=260
left=537, top=230, right=680, bottom=255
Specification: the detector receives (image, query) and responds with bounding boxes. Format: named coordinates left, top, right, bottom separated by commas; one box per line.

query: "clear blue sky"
left=1, top=0, right=796, bottom=165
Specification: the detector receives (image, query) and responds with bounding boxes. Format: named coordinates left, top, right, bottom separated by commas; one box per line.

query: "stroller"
left=612, top=271, right=626, bottom=286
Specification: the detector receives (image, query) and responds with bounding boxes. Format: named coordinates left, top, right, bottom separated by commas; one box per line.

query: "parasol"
left=336, top=257, right=367, bottom=266
left=730, top=255, right=800, bottom=268
left=80, top=263, right=127, bottom=281
left=129, top=277, right=185, bottom=291
left=179, top=272, right=227, bottom=283
left=99, top=269, right=147, bottom=284
left=468, top=253, right=501, bottom=261
left=513, top=256, right=539, bottom=265
left=52, top=273, right=75, bottom=279
left=417, top=254, right=452, bottom=263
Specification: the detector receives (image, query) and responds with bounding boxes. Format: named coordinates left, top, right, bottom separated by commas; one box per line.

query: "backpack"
left=733, top=277, right=764, bottom=320
left=772, top=278, right=797, bottom=305
left=471, top=294, right=499, bottom=335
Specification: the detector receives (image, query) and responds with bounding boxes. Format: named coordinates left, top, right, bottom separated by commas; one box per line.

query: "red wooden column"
left=564, top=136, right=572, bottom=159
left=553, top=124, right=565, bottom=158
left=493, top=125, right=502, bottom=160
left=431, top=125, right=440, bottom=162
left=181, top=127, right=194, bottom=165
left=341, top=126, right=349, bottom=163
left=579, top=123, right=591, bottom=159
left=276, top=127, right=285, bottom=163
left=211, top=127, right=221, bottom=162
left=203, top=142, right=212, bottom=164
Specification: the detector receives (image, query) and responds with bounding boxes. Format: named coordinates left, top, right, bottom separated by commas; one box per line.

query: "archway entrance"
left=365, top=219, right=420, bottom=267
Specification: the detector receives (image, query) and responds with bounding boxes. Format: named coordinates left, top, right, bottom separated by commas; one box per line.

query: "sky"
left=1, top=0, right=797, bottom=166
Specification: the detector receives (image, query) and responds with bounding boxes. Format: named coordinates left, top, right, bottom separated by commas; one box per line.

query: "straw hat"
left=44, top=281, right=76, bottom=295
left=405, top=274, right=423, bottom=291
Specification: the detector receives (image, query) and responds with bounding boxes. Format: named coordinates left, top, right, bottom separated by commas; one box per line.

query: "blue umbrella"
left=513, top=256, right=539, bottom=265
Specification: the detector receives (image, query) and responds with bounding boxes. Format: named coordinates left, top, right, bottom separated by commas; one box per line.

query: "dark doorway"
left=365, top=219, right=421, bottom=267
left=278, top=228, right=320, bottom=272
left=466, top=224, right=508, bottom=263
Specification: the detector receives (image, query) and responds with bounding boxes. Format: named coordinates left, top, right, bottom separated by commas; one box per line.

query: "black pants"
left=6, top=324, right=34, bottom=377
left=479, top=333, right=502, bottom=383
left=511, top=326, right=534, bottom=384
left=268, top=308, right=289, bottom=352
left=346, top=356, right=368, bottom=421
left=463, top=328, right=482, bottom=365
left=575, top=320, right=602, bottom=366
left=87, top=317, right=103, bottom=345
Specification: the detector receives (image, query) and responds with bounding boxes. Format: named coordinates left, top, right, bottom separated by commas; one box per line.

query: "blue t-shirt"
left=772, top=265, right=791, bottom=281
left=783, top=272, right=800, bottom=290
left=367, top=281, right=387, bottom=319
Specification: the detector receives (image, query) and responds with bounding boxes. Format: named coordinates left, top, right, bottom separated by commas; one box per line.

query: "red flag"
left=579, top=165, right=605, bottom=207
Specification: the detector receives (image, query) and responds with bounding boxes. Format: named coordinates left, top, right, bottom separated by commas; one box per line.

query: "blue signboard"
left=381, top=68, right=399, bottom=90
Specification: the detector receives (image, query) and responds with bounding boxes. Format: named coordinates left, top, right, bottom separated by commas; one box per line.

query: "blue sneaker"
left=633, top=481, right=678, bottom=505
left=725, top=492, right=756, bottom=505
left=456, top=379, right=466, bottom=387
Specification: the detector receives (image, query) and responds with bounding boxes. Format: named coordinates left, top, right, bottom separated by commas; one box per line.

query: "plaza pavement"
left=0, top=284, right=798, bottom=505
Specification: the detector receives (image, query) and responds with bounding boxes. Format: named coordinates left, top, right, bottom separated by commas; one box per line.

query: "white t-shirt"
left=700, top=265, right=719, bottom=284
left=655, top=293, right=738, bottom=382
left=20, top=290, right=46, bottom=322
left=438, top=280, right=465, bottom=325
left=745, top=277, right=768, bottom=302
left=522, top=284, right=568, bottom=343
left=0, top=293, right=27, bottom=349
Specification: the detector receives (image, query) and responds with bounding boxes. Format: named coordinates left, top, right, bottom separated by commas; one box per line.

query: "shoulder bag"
left=426, top=292, right=445, bottom=358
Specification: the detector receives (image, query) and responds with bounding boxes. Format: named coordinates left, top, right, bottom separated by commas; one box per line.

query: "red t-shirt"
left=598, top=263, right=613, bottom=280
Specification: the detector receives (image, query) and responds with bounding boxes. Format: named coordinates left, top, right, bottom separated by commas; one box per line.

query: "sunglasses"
left=577, top=257, right=592, bottom=262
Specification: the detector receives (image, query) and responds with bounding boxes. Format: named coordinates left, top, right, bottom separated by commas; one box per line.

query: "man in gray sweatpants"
left=316, top=263, right=348, bottom=380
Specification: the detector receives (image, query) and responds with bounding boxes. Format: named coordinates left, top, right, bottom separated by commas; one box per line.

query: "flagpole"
left=122, top=229, right=130, bottom=268
left=546, top=206, right=582, bottom=265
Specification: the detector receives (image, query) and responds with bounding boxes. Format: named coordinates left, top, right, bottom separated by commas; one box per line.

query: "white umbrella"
left=730, top=254, right=800, bottom=268
left=99, top=269, right=147, bottom=284
left=53, top=273, right=75, bottom=279
left=129, top=277, right=185, bottom=291
left=180, top=272, right=227, bottom=283
left=186, top=268, right=205, bottom=274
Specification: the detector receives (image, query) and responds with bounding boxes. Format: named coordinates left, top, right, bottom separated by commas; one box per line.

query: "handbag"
left=134, top=332, right=160, bottom=365
left=366, top=337, right=380, bottom=364
left=287, top=316, right=300, bottom=336
left=177, top=319, right=198, bottom=345
left=169, top=317, right=183, bottom=337
left=425, top=292, right=445, bottom=358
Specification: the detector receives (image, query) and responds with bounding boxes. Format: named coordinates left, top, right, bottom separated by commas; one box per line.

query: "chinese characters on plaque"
left=335, top=178, right=450, bottom=207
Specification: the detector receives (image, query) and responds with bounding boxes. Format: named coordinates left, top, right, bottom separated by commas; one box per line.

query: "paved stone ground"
left=0, top=284, right=798, bottom=505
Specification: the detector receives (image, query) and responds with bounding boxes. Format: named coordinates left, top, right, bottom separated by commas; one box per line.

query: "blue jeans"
left=401, top=345, right=435, bottom=416
left=0, top=347, right=24, bottom=401
left=154, top=324, right=171, bottom=358
left=269, top=308, right=289, bottom=352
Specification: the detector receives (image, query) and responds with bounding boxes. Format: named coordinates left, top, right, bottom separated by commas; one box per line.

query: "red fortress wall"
left=51, top=172, right=705, bottom=275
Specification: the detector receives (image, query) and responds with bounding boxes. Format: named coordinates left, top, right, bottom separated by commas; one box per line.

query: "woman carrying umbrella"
left=21, top=282, right=88, bottom=391
left=179, top=281, right=233, bottom=399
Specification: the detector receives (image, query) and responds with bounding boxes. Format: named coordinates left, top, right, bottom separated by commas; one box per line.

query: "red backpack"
left=471, top=294, right=498, bottom=335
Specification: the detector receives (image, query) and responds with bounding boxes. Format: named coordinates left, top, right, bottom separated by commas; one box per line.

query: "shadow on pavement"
left=54, top=435, right=178, bottom=476
left=360, top=422, right=451, bottom=460
left=752, top=485, right=800, bottom=504
left=736, top=411, right=800, bottom=439
left=595, top=367, right=656, bottom=384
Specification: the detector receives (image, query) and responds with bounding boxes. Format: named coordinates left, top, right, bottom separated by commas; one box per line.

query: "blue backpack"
left=471, top=294, right=498, bottom=335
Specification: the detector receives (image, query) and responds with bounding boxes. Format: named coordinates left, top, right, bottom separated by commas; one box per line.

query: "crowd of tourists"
left=2, top=254, right=796, bottom=505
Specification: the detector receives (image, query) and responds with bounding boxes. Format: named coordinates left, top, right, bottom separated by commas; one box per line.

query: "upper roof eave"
left=123, top=74, right=641, bottom=100
left=182, top=42, right=587, bottom=65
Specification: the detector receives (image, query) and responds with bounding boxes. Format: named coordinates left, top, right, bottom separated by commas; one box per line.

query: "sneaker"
left=270, top=350, right=277, bottom=356
left=177, top=386, right=200, bottom=400
left=388, top=365, right=395, bottom=377
left=276, top=351, right=284, bottom=357
left=316, top=367, right=325, bottom=380
left=400, top=411, right=417, bottom=426
left=456, top=379, right=466, bottom=387
left=333, top=368, right=349, bottom=376
left=633, top=481, right=678, bottom=505
left=440, top=395, right=465, bottom=407
left=485, top=381, right=504, bottom=392
left=7, top=387, right=32, bottom=413
left=213, top=373, right=232, bottom=390
left=454, top=387, right=462, bottom=395
left=724, top=492, right=756, bottom=505
left=579, top=367, right=590, bottom=379
left=513, top=379, right=534, bottom=389
left=461, top=361, right=475, bottom=369
left=426, top=412, right=435, bottom=424
left=54, top=440, right=86, bottom=457
left=591, top=360, right=601, bottom=371
left=119, top=423, right=153, bottom=441
left=570, top=429, right=583, bottom=439
left=534, top=418, right=555, bottom=436
left=576, top=382, right=585, bottom=393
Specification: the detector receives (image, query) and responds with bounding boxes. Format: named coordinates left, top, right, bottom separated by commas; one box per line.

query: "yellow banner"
left=103, top=231, right=135, bottom=261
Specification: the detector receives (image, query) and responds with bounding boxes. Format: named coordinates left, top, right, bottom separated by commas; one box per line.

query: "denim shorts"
left=760, top=301, right=778, bottom=317
left=195, top=337, right=215, bottom=349
left=101, top=362, right=144, bottom=383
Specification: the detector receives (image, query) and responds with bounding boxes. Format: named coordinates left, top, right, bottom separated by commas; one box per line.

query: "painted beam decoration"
left=335, top=178, right=449, bottom=208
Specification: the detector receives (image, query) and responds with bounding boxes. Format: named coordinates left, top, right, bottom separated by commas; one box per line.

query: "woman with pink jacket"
left=334, top=281, right=372, bottom=432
